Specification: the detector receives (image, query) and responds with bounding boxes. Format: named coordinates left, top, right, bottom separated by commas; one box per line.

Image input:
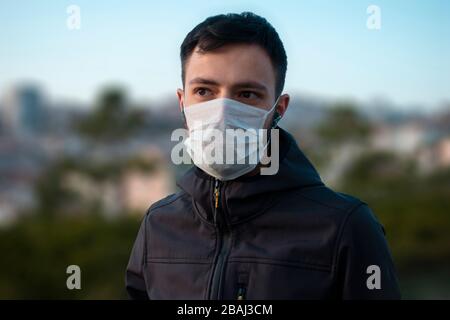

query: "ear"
left=176, top=88, right=184, bottom=112
left=276, top=93, right=290, bottom=117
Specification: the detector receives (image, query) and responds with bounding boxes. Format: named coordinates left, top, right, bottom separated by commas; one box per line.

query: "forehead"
left=184, top=43, right=276, bottom=94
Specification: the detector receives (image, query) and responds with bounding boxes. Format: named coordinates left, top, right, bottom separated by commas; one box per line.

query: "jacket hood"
left=176, top=127, right=324, bottom=226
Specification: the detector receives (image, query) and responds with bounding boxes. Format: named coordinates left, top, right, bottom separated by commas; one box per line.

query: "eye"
left=239, top=91, right=259, bottom=99
left=194, top=87, right=212, bottom=97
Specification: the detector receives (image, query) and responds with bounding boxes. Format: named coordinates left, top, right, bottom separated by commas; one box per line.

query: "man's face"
left=177, top=43, right=289, bottom=129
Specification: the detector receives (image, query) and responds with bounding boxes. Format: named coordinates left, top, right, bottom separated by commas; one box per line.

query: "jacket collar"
left=176, top=127, right=324, bottom=226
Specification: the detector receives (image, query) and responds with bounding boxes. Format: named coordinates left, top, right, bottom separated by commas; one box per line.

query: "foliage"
left=340, top=151, right=450, bottom=273
left=316, top=102, right=372, bottom=144
left=76, top=87, right=146, bottom=141
left=0, top=214, right=141, bottom=299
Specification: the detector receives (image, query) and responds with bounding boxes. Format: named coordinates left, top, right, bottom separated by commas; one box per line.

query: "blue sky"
left=0, top=0, right=449, bottom=109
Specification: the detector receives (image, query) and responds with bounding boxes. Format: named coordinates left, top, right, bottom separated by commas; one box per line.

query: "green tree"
left=77, top=87, right=146, bottom=141
left=316, top=102, right=372, bottom=144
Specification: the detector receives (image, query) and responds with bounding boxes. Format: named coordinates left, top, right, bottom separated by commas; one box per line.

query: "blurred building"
left=1, top=84, right=48, bottom=137
left=122, top=166, right=173, bottom=214
left=0, top=135, right=47, bottom=224
left=371, top=122, right=426, bottom=155
left=62, top=147, right=174, bottom=217
left=418, top=137, right=450, bottom=173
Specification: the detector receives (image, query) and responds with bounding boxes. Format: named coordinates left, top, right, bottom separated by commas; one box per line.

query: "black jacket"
left=125, top=128, right=401, bottom=300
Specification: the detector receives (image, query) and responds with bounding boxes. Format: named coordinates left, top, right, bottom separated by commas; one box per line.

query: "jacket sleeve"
left=335, top=203, right=401, bottom=299
left=125, top=212, right=149, bottom=300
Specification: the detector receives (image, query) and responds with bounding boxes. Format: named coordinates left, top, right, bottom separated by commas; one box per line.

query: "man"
left=126, top=12, right=401, bottom=300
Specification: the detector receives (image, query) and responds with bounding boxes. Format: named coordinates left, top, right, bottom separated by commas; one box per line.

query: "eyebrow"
left=189, top=77, right=220, bottom=86
left=189, top=77, right=268, bottom=92
left=232, top=81, right=268, bottom=92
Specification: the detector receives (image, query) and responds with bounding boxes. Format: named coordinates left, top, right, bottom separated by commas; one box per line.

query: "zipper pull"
left=213, top=179, right=220, bottom=225
left=214, top=179, right=220, bottom=209
left=237, top=272, right=248, bottom=300
left=237, top=286, right=246, bottom=300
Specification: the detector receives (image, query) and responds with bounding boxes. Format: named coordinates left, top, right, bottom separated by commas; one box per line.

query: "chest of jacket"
left=143, top=191, right=340, bottom=300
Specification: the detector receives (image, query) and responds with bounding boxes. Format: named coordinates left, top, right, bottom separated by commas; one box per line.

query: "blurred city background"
left=0, top=1, right=449, bottom=299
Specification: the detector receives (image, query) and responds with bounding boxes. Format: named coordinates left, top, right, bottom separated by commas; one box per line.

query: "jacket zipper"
left=208, top=179, right=232, bottom=300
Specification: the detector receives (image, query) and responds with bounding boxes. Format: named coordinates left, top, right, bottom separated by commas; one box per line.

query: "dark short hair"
left=180, top=12, right=287, bottom=98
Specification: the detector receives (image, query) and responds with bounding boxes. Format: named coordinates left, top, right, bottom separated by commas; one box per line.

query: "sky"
left=0, top=0, right=449, bottom=110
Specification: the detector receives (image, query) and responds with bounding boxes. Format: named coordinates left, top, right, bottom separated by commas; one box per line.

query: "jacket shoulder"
left=291, top=185, right=366, bottom=215
left=292, top=185, right=385, bottom=237
left=145, top=190, right=190, bottom=216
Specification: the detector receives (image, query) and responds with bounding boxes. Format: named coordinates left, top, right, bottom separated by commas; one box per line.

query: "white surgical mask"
left=182, top=96, right=280, bottom=181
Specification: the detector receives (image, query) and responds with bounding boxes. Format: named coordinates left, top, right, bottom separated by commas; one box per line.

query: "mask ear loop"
left=263, top=96, right=283, bottom=160
left=268, top=95, right=282, bottom=129
left=180, top=97, right=188, bottom=130
left=271, top=111, right=282, bottom=129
